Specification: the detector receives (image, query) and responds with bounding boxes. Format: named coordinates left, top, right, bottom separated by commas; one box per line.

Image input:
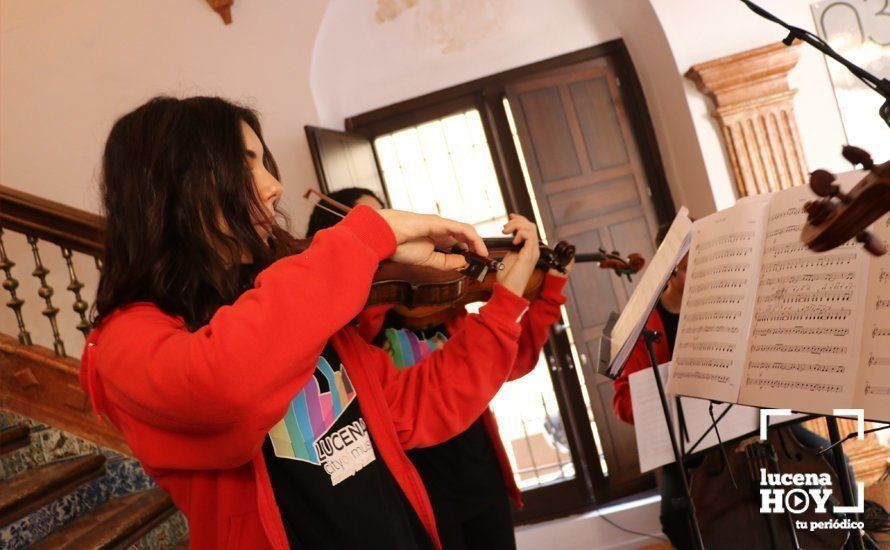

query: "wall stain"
left=376, top=0, right=506, bottom=54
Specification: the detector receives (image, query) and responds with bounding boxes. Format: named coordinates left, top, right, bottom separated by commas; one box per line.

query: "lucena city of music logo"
left=758, top=409, right=866, bottom=533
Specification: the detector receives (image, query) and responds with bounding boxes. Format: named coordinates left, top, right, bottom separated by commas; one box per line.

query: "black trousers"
left=659, top=461, right=696, bottom=550
left=434, top=495, right=516, bottom=550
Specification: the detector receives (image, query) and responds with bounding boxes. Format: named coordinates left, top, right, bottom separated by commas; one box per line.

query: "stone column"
left=686, top=42, right=809, bottom=197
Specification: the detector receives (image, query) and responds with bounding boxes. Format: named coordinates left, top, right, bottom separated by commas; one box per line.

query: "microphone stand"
left=740, top=0, right=890, bottom=128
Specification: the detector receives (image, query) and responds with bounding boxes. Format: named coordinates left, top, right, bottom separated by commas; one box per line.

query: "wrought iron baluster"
left=27, top=235, right=65, bottom=357
left=0, top=227, right=32, bottom=345
left=61, top=247, right=91, bottom=339
left=519, top=416, right=540, bottom=484
left=541, top=394, right=567, bottom=476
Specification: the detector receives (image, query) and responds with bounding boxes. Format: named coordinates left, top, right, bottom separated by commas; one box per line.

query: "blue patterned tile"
left=103, top=456, right=155, bottom=498
left=128, top=511, right=189, bottom=549
left=0, top=474, right=110, bottom=548
left=28, top=425, right=100, bottom=467
left=0, top=410, right=164, bottom=547
left=0, top=446, right=30, bottom=481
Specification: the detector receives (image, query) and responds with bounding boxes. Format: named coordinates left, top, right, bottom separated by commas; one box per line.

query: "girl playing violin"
left=81, top=96, right=544, bottom=550
left=307, top=188, right=573, bottom=550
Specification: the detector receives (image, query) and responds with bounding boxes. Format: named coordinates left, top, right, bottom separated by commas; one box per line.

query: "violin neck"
left=481, top=237, right=573, bottom=274
left=480, top=238, right=569, bottom=261
left=573, top=252, right=606, bottom=263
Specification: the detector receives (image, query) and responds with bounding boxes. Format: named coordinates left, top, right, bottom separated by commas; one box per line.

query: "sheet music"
left=668, top=197, right=769, bottom=403
left=856, top=213, right=890, bottom=421
left=629, top=363, right=675, bottom=472
left=606, top=208, right=693, bottom=377
left=631, top=363, right=761, bottom=472
left=740, top=180, right=872, bottom=415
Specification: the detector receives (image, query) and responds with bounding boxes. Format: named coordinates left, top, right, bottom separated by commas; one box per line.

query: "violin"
left=300, top=189, right=646, bottom=328
left=802, top=145, right=889, bottom=256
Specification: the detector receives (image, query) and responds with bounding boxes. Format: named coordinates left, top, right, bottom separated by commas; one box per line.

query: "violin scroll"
left=542, top=241, right=576, bottom=274
left=801, top=145, right=889, bottom=257
left=575, top=248, right=646, bottom=281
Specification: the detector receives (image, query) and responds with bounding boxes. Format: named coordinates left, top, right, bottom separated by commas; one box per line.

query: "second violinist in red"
left=306, top=187, right=572, bottom=550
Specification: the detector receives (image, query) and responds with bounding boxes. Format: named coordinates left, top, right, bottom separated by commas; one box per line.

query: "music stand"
left=597, top=209, right=707, bottom=549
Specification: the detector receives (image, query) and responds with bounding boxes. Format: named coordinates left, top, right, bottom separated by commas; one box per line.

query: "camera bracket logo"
left=758, top=409, right=865, bottom=532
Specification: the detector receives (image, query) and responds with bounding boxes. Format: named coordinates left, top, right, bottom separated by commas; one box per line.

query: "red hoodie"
left=356, top=274, right=568, bottom=507
left=80, top=206, right=531, bottom=550
left=611, top=309, right=671, bottom=425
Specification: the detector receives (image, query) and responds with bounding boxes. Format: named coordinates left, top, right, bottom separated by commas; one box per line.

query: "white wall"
left=310, top=0, right=854, bottom=220
left=310, top=0, right=621, bottom=128
left=649, top=0, right=851, bottom=211
left=1, top=0, right=328, bottom=224
left=0, top=0, right=860, bottom=356
left=309, top=0, right=731, bottom=220
left=3, top=0, right=851, bottom=228
left=601, top=0, right=717, bottom=218
left=0, top=0, right=328, bottom=354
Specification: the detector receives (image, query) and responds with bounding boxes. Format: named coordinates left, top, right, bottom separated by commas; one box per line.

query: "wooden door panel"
left=507, top=57, right=660, bottom=489
left=516, top=90, right=582, bottom=181
left=561, top=231, right=619, bottom=329
left=594, top=379, right=641, bottom=477
left=568, top=78, right=629, bottom=169
left=546, top=176, right=641, bottom=225
left=542, top=164, right=633, bottom=195
left=607, top=216, right=658, bottom=299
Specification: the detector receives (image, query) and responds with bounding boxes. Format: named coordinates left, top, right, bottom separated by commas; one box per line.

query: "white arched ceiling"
left=309, top=0, right=621, bottom=128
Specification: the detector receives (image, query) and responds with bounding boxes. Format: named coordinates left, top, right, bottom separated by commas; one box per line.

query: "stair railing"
left=0, top=184, right=104, bottom=357
left=0, top=184, right=128, bottom=453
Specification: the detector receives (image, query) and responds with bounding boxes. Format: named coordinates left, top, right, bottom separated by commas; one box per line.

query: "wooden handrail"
left=0, top=333, right=132, bottom=455
left=0, top=184, right=105, bottom=257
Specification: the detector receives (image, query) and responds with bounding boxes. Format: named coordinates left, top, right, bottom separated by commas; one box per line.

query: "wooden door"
left=506, top=58, right=662, bottom=489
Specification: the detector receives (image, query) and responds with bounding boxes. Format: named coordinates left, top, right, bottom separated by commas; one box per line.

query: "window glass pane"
left=373, top=109, right=508, bottom=235
left=489, top=349, right=576, bottom=489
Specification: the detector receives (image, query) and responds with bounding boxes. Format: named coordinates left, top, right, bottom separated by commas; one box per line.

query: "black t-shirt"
left=262, top=344, right=432, bottom=550
left=376, top=323, right=508, bottom=520
left=407, top=416, right=507, bottom=516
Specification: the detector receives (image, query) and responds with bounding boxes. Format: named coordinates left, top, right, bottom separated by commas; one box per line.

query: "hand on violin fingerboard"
left=497, top=214, right=541, bottom=297
left=377, top=209, right=488, bottom=270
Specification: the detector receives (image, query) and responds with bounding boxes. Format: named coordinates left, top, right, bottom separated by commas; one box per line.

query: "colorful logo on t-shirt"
left=269, top=357, right=375, bottom=485
left=382, top=328, right=448, bottom=370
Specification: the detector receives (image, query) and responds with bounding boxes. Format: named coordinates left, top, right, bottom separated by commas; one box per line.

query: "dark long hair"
left=94, top=96, right=294, bottom=330
left=305, top=187, right=384, bottom=237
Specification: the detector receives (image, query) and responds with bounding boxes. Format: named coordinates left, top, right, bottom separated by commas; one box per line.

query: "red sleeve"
left=371, top=284, right=529, bottom=449
left=509, top=274, right=567, bottom=381
left=83, top=206, right=395, bottom=469
left=612, top=340, right=651, bottom=425
left=611, top=309, right=671, bottom=425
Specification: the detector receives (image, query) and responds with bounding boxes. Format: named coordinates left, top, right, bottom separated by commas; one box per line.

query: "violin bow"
left=304, top=188, right=353, bottom=218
